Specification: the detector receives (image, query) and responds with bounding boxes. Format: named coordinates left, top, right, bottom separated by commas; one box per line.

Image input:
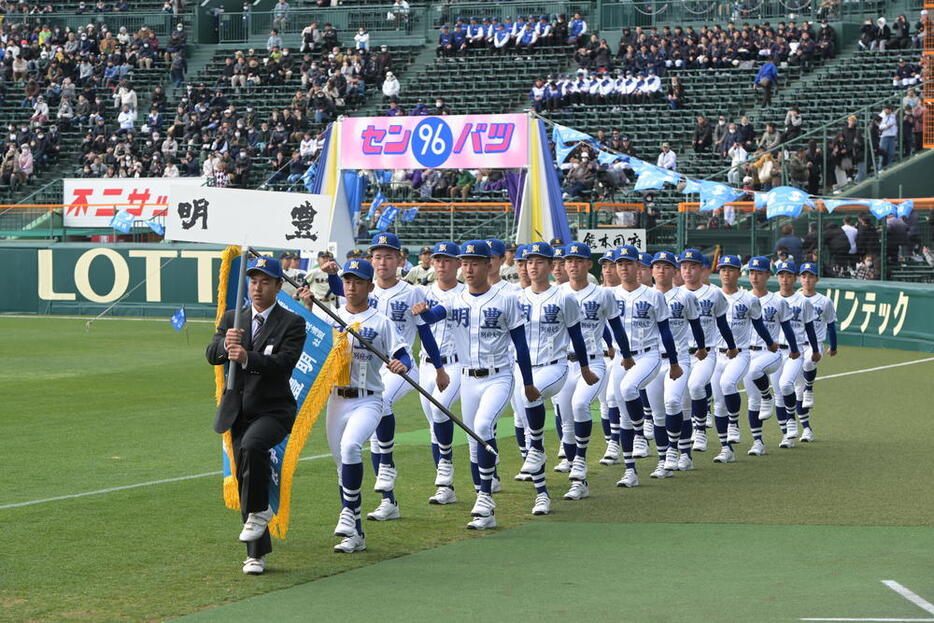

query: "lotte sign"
left=339, top=113, right=529, bottom=170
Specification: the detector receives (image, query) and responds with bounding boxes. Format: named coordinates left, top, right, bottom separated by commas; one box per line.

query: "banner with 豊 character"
left=339, top=113, right=529, bottom=170
left=164, top=186, right=334, bottom=253
left=62, top=178, right=203, bottom=227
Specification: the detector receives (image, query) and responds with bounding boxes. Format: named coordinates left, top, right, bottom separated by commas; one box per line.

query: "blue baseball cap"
left=246, top=256, right=284, bottom=279
left=615, top=245, right=640, bottom=262
left=431, top=241, right=460, bottom=258
left=799, top=262, right=819, bottom=275
left=651, top=251, right=679, bottom=267
left=342, top=258, right=374, bottom=281
left=775, top=260, right=797, bottom=275
left=458, top=240, right=492, bottom=258
left=747, top=256, right=772, bottom=272
left=679, top=248, right=704, bottom=264
left=525, top=241, right=554, bottom=259
left=638, top=251, right=653, bottom=267
left=564, top=242, right=592, bottom=258
left=485, top=238, right=506, bottom=257
left=553, top=246, right=566, bottom=259
left=598, top=248, right=617, bottom=264
left=515, top=244, right=529, bottom=261
left=717, top=254, right=742, bottom=270
left=702, top=254, right=713, bottom=269
left=369, top=232, right=401, bottom=251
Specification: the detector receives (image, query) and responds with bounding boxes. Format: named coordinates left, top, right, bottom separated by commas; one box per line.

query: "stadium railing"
left=4, top=10, right=191, bottom=37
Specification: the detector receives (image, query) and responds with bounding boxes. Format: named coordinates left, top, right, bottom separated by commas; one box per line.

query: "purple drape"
left=506, top=171, right=526, bottom=219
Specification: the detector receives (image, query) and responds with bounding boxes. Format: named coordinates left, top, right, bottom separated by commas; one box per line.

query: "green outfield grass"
left=1, top=317, right=933, bottom=622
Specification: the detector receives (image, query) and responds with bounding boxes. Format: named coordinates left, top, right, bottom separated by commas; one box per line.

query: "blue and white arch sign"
left=340, top=113, right=529, bottom=170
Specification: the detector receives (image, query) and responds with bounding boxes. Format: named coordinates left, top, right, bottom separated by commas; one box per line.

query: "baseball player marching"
left=796, top=262, right=838, bottom=438
left=414, top=240, right=539, bottom=530
left=325, top=233, right=447, bottom=522
left=298, top=259, right=412, bottom=553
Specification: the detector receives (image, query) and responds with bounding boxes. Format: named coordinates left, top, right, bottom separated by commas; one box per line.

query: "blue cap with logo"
left=369, top=232, right=401, bottom=251
left=553, top=245, right=566, bottom=259
left=431, top=241, right=460, bottom=258
left=525, top=241, right=554, bottom=259
left=458, top=240, right=492, bottom=258
left=246, top=256, right=284, bottom=279
left=485, top=238, right=507, bottom=257
left=799, top=262, right=819, bottom=275
left=515, top=244, right=529, bottom=261
left=652, top=250, right=679, bottom=267
left=717, top=254, right=742, bottom=269
left=564, top=242, right=592, bottom=258
left=615, top=244, right=640, bottom=262
left=702, top=254, right=713, bottom=268
left=342, top=258, right=374, bottom=281
left=638, top=251, right=653, bottom=267
left=747, top=256, right=771, bottom=272
left=775, top=260, right=797, bottom=275
left=679, top=248, right=704, bottom=264
left=599, top=248, right=618, bottom=263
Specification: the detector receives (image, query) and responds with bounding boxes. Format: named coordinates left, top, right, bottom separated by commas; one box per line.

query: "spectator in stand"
left=387, top=0, right=410, bottom=30
left=890, top=15, right=911, bottom=49
left=892, top=58, right=921, bottom=88
left=665, top=75, right=684, bottom=110
left=787, top=147, right=810, bottom=189
left=657, top=142, right=676, bottom=171
left=823, top=221, right=851, bottom=274
left=718, top=122, right=741, bottom=157
left=381, top=70, right=400, bottom=100
left=911, top=98, right=924, bottom=151
left=272, top=0, right=289, bottom=31
left=727, top=141, right=748, bottom=186
left=805, top=139, right=823, bottom=194
left=854, top=253, right=878, bottom=280
left=267, top=28, right=283, bottom=52
left=757, top=123, right=780, bottom=151
left=449, top=169, right=475, bottom=199
left=433, top=97, right=450, bottom=115
left=872, top=17, right=891, bottom=50
left=841, top=215, right=859, bottom=264
left=693, top=115, right=712, bottom=152
left=781, top=106, right=803, bottom=143
left=841, top=115, right=866, bottom=182
left=568, top=12, right=587, bottom=45
left=563, top=154, right=595, bottom=198
left=354, top=27, right=370, bottom=51
left=877, top=104, right=898, bottom=170
left=775, top=224, right=803, bottom=264
left=753, top=59, right=778, bottom=107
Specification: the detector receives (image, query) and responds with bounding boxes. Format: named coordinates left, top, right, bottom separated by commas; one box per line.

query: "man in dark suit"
left=206, top=255, right=307, bottom=575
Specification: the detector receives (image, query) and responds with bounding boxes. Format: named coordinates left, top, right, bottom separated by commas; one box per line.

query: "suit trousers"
left=232, top=414, right=289, bottom=558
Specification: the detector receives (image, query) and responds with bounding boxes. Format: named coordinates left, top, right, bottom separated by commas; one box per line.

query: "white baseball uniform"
left=746, top=291, right=789, bottom=411
left=711, top=289, right=760, bottom=417
left=683, top=284, right=728, bottom=402
left=418, top=282, right=466, bottom=438
left=645, top=286, right=698, bottom=421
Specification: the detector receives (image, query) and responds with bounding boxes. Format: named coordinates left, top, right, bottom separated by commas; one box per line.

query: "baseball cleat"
left=242, top=556, right=265, bottom=574
left=786, top=419, right=799, bottom=439
left=434, top=458, right=454, bottom=487
left=373, top=464, right=397, bottom=492
left=470, top=492, right=495, bottom=517
left=633, top=435, right=649, bottom=458
left=514, top=471, right=533, bottom=482
left=800, top=427, right=814, bottom=442
left=650, top=461, right=673, bottom=479
left=663, top=447, right=680, bottom=471
left=727, top=423, right=741, bottom=444
left=677, top=453, right=694, bottom=471
left=333, top=533, right=366, bottom=553
left=553, top=458, right=572, bottom=473
left=520, top=447, right=546, bottom=474
left=532, top=493, right=551, bottom=515
left=643, top=419, right=655, bottom=440
left=557, top=444, right=566, bottom=459
left=713, top=446, right=736, bottom=463
left=802, top=389, right=814, bottom=408
left=600, top=441, right=621, bottom=465
left=429, top=486, right=457, bottom=505
left=616, top=468, right=639, bottom=488
left=366, top=499, right=400, bottom=521
left=779, top=435, right=796, bottom=449
left=747, top=440, right=766, bottom=456
left=563, top=480, right=590, bottom=500
left=467, top=513, right=496, bottom=530
left=692, top=430, right=708, bottom=452
left=491, top=476, right=502, bottom=493
left=758, top=397, right=774, bottom=421
left=568, top=455, right=588, bottom=481
left=334, top=507, right=356, bottom=537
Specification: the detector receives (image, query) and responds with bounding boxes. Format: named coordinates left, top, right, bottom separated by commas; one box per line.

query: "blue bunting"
left=681, top=178, right=703, bottom=195
left=765, top=186, right=815, bottom=220
left=367, top=190, right=385, bottom=222
left=699, top=181, right=744, bottom=212
left=109, top=209, right=135, bottom=233
left=552, top=122, right=595, bottom=164
left=753, top=191, right=769, bottom=210
left=145, top=219, right=164, bottom=236
left=634, top=165, right=678, bottom=191
left=402, top=206, right=419, bottom=222
left=170, top=307, right=186, bottom=330
left=896, top=199, right=914, bottom=218
left=597, top=149, right=622, bottom=166
left=376, top=205, right=399, bottom=231
left=869, top=199, right=896, bottom=219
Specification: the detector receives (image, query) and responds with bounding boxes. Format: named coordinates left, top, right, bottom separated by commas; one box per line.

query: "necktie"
left=253, top=313, right=265, bottom=344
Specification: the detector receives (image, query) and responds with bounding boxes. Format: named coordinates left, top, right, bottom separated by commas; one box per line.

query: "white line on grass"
left=0, top=314, right=214, bottom=323
left=800, top=580, right=934, bottom=621
left=3, top=356, right=934, bottom=511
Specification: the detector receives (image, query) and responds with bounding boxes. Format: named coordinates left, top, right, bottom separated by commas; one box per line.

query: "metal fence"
left=2, top=11, right=191, bottom=37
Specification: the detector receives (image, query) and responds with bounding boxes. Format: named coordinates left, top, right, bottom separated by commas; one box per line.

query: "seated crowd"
left=436, top=12, right=588, bottom=58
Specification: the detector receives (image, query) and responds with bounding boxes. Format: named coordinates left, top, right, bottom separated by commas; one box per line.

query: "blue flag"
left=634, top=165, right=680, bottom=191
left=376, top=205, right=399, bottom=231
left=301, top=163, right=317, bottom=193
left=597, top=149, right=621, bottom=166
left=765, top=186, right=814, bottom=220
left=869, top=199, right=895, bottom=219
left=552, top=123, right=594, bottom=164
left=681, top=178, right=702, bottom=195
left=753, top=191, right=769, bottom=210
left=170, top=306, right=186, bottom=330
left=822, top=198, right=867, bottom=214
left=145, top=219, right=165, bottom=236
left=699, top=181, right=744, bottom=212
left=402, top=206, right=419, bottom=222
left=626, top=157, right=652, bottom=175
left=109, top=209, right=135, bottom=233
left=367, top=191, right=385, bottom=222
left=896, top=199, right=914, bottom=219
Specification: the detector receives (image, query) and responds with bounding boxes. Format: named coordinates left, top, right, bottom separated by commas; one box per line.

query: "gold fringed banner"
left=214, top=245, right=242, bottom=511
left=267, top=324, right=354, bottom=538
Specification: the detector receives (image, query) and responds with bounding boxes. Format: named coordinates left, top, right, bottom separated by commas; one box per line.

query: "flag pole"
left=246, top=247, right=497, bottom=457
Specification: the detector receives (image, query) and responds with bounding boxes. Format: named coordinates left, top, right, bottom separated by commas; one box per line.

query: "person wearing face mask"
left=854, top=254, right=877, bottom=280
left=433, top=97, right=450, bottom=115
